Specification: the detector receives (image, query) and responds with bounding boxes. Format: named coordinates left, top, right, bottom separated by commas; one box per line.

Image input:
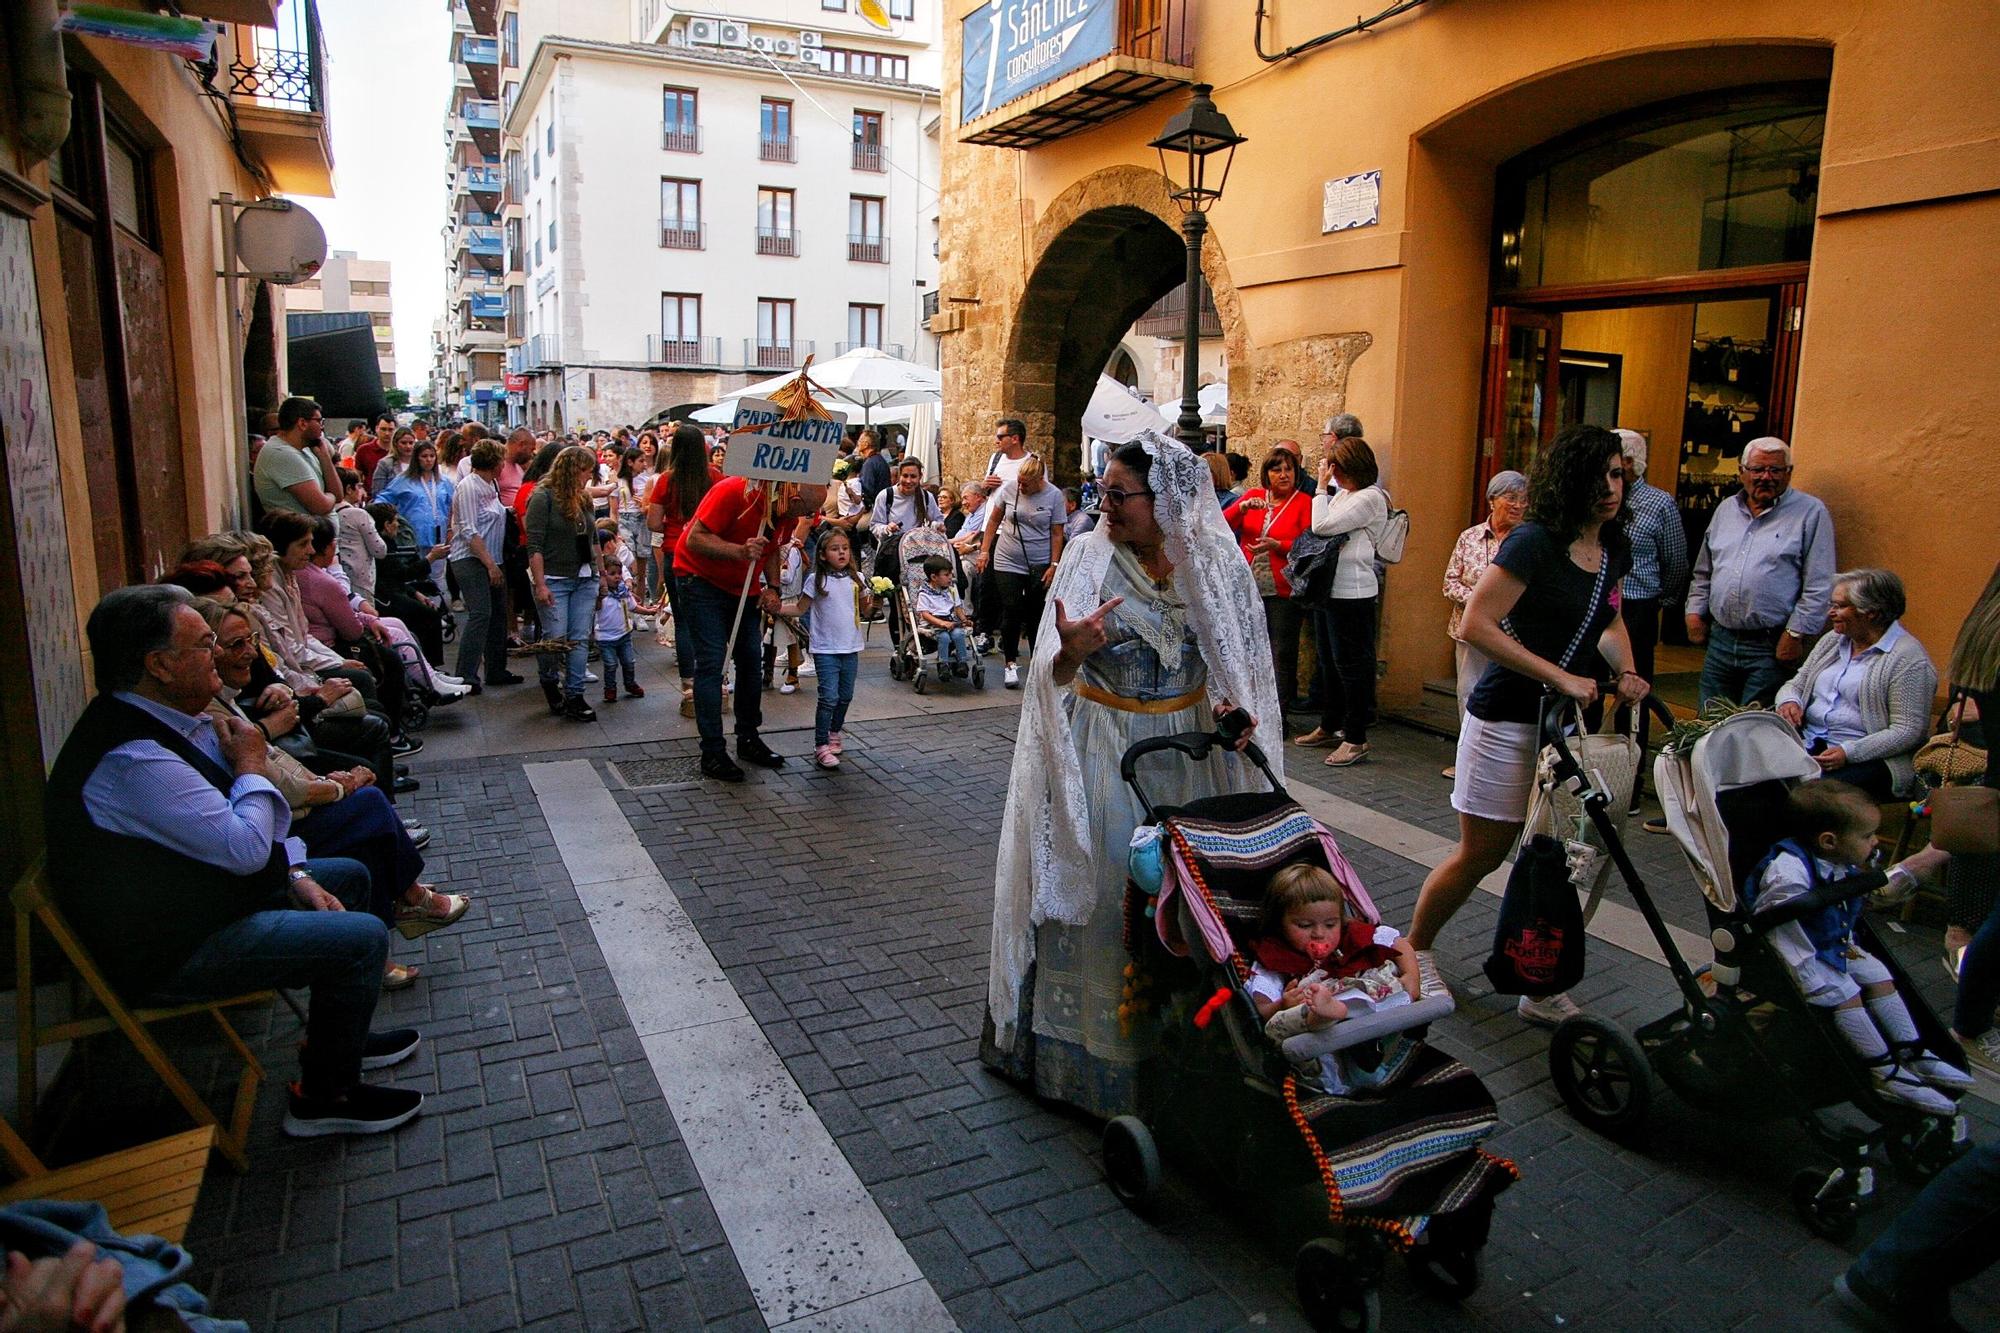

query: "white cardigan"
left=1775, top=622, right=1938, bottom=795
left=1310, top=486, right=1387, bottom=599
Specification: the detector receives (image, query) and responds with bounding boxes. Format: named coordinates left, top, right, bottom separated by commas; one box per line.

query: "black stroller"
left=1538, top=698, right=1971, bottom=1240
left=884, top=528, right=984, bottom=692
left=1112, top=718, right=1516, bottom=1331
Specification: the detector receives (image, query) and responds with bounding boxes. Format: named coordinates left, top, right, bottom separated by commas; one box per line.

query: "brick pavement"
left=38, top=691, right=2000, bottom=1331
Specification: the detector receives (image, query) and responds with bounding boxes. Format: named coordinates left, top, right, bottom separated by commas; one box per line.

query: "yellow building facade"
left=0, top=3, right=333, bottom=883
left=934, top=0, right=2000, bottom=711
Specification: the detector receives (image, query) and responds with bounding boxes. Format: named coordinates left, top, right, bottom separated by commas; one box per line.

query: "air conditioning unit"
left=684, top=18, right=716, bottom=44
left=797, top=30, right=822, bottom=48
left=748, top=34, right=770, bottom=51
left=800, top=48, right=829, bottom=69
left=717, top=21, right=748, bottom=48
left=773, top=38, right=798, bottom=57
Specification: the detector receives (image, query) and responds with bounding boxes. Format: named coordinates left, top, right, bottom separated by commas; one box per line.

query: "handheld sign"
left=724, top=397, right=847, bottom=486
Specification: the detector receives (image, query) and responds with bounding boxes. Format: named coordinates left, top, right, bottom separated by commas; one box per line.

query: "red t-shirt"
left=512, top=479, right=537, bottom=525
left=674, top=476, right=798, bottom=595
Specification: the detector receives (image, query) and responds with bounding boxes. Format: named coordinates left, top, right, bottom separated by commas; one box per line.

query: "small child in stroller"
left=1246, top=864, right=1422, bottom=1093
left=1748, top=780, right=1973, bottom=1116
left=914, top=556, right=973, bottom=677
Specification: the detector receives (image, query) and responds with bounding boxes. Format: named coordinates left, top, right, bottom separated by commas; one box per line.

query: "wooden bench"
left=13, top=858, right=273, bottom=1172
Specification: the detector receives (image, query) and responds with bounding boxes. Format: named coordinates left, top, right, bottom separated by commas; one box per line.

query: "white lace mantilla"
left=988, top=430, right=1282, bottom=1051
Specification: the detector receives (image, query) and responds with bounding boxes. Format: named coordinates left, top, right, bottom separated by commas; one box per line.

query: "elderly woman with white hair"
left=1775, top=568, right=1938, bottom=800
left=1440, top=470, right=1528, bottom=777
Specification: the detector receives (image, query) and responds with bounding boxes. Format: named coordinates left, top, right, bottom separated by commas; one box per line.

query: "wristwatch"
left=288, top=867, right=310, bottom=883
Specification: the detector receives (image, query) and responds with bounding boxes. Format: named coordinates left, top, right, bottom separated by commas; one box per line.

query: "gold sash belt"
left=1073, top=680, right=1208, bottom=715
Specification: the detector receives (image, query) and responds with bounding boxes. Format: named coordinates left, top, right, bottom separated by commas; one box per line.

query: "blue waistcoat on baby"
left=1746, top=837, right=1865, bottom=973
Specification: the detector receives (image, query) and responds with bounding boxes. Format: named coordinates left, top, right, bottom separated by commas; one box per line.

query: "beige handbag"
left=1525, top=705, right=1642, bottom=924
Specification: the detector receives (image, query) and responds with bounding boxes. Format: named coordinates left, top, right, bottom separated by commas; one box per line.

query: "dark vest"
left=44, top=695, right=288, bottom=996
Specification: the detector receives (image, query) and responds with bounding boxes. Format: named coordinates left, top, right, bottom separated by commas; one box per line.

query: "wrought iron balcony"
left=745, top=339, right=813, bottom=370
left=836, top=341, right=906, bottom=358
left=852, top=142, right=885, bottom=173
left=659, top=223, right=705, bottom=251
left=646, top=336, right=723, bottom=367
left=847, top=235, right=888, bottom=264
left=759, top=135, right=796, bottom=164
left=756, top=227, right=801, bottom=257
left=662, top=125, right=702, bottom=154
left=224, top=0, right=334, bottom=195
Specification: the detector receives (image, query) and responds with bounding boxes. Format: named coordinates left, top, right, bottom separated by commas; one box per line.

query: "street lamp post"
left=1149, top=83, right=1244, bottom=451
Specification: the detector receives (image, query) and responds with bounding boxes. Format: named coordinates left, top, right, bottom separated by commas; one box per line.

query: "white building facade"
left=503, top=7, right=941, bottom=430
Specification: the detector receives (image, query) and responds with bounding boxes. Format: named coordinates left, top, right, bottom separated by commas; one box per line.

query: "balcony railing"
left=1133, top=282, right=1222, bottom=339
left=836, top=341, right=906, bottom=358
left=460, top=207, right=498, bottom=228
left=759, top=135, right=796, bottom=163
left=745, top=339, right=813, bottom=369
left=457, top=35, right=498, bottom=66
left=921, top=290, right=940, bottom=322
left=847, top=235, right=888, bottom=264
left=462, top=165, right=503, bottom=194
left=959, top=0, right=1196, bottom=150
left=224, top=0, right=334, bottom=195
left=469, top=293, right=508, bottom=319
left=660, top=223, right=705, bottom=251
left=462, top=226, right=503, bottom=256
left=662, top=125, right=702, bottom=154
left=646, top=336, right=723, bottom=367
left=852, top=142, right=885, bottom=172
left=755, top=227, right=801, bottom=257
left=527, top=334, right=562, bottom=367
left=462, top=100, right=502, bottom=132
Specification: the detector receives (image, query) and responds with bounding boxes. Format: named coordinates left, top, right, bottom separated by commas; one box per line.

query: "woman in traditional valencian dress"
left=983, top=432, right=1279, bottom=1117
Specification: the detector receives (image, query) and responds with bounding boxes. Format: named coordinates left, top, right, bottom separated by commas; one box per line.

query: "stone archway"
left=992, top=165, right=1372, bottom=479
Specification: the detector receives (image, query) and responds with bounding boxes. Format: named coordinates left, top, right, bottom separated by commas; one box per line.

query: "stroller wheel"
left=1790, top=1168, right=1859, bottom=1242
left=888, top=655, right=906, bottom=681
left=972, top=662, right=985, bottom=689
left=913, top=670, right=928, bottom=695
left=1102, top=1115, right=1161, bottom=1207
left=1295, top=1239, right=1381, bottom=1332
left=1885, top=1115, right=1969, bottom=1184
left=1549, top=1015, right=1651, bottom=1136
left=1407, top=1233, right=1480, bottom=1301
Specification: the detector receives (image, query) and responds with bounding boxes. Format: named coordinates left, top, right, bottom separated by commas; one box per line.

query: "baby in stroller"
left=1246, top=864, right=1420, bottom=1093
left=1748, top=780, right=1973, bottom=1115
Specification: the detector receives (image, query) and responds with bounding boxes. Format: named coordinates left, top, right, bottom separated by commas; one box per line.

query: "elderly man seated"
left=44, top=585, right=424, bottom=1138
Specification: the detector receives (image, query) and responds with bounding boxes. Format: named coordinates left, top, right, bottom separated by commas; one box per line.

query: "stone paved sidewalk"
left=43, top=683, right=1999, bottom=1331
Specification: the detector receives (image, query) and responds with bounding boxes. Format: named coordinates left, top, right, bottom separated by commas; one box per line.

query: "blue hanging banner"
left=959, top=0, right=1118, bottom=125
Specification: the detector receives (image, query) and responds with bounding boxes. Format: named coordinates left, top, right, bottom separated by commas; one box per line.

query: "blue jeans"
left=686, top=575, right=767, bottom=757
left=536, top=574, right=596, bottom=697
left=148, top=857, right=387, bottom=1099
left=668, top=571, right=697, bottom=684
left=295, top=786, right=422, bottom=925
left=1698, top=623, right=1791, bottom=708
left=1953, top=883, right=2000, bottom=1039
left=600, top=632, right=638, bottom=685
left=1851, top=1140, right=2000, bottom=1323
left=813, top=651, right=859, bottom=747
left=933, top=626, right=971, bottom=667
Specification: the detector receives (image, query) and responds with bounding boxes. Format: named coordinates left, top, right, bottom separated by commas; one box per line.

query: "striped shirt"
left=1620, top=479, right=1689, bottom=602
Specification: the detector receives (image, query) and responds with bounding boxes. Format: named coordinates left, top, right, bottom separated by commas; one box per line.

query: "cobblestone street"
left=119, top=654, right=1999, bottom=1330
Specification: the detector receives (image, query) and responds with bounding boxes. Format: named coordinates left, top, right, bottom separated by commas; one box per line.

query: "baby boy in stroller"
left=1748, top=780, right=1973, bottom=1115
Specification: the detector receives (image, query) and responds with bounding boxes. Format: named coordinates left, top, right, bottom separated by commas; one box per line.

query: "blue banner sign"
left=960, top=0, right=1117, bottom=124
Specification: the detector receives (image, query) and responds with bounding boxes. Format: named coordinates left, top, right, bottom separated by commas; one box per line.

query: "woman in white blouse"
left=1295, top=436, right=1389, bottom=767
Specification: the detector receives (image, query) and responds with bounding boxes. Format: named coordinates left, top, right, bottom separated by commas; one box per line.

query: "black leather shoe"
left=391, top=734, right=423, bottom=756
left=737, top=736, right=785, bottom=769
left=700, top=753, right=746, bottom=783
left=489, top=670, right=524, bottom=685
left=562, top=695, right=597, bottom=722
left=393, top=776, right=420, bottom=795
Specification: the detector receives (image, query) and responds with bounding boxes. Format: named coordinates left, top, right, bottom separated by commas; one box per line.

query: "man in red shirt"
left=353, top=413, right=394, bottom=493
left=676, top=476, right=826, bottom=782
left=497, top=427, right=535, bottom=509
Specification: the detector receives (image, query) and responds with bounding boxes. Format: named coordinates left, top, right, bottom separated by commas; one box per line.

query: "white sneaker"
left=779, top=681, right=797, bottom=695
left=1953, top=1028, right=2000, bottom=1078
left=583, top=670, right=599, bottom=683
left=1004, top=664, right=1020, bottom=689
left=1871, top=1064, right=1958, bottom=1116
left=1517, top=992, right=1582, bottom=1028
left=432, top=672, right=466, bottom=687
left=432, top=678, right=472, bottom=698
left=799, top=659, right=814, bottom=676
left=1905, top=1052, right=1975, bottom=1091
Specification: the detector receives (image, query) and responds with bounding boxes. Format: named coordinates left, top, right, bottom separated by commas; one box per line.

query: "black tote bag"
left=1482, top=833, right=1587, bottom=996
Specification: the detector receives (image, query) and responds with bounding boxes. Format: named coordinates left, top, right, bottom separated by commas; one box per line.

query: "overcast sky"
left=286, top=0, right=452, bottom=392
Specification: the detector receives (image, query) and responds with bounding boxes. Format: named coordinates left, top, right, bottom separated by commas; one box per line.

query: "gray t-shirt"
left=992, top=479, right=1065, bottom=574
left=253, top=439, right=327, bottom=514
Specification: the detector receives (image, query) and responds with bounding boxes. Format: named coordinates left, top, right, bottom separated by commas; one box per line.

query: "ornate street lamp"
left=1149, top=83, right=1245, bottom=450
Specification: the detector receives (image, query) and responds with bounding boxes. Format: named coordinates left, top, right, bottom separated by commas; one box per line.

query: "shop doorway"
left=1473, top=85, right=1826, bottom=674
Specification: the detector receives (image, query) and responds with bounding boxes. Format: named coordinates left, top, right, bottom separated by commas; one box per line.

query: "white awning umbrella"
left=733, top=346, right=941, bottom=423
left=1081, top=375, right=1174, bottom=444
left=691, top=398, right=920, bottom=428
left=1198, top=381, right=1228, bottom=427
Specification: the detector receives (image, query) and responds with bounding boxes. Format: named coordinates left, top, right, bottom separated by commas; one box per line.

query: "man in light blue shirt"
left=1685, top=436, right=1836, bottom=708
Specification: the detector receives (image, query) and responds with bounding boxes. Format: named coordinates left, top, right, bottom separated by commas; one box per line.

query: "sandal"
left=382, top=961, right=422, bottom=991
left=394, top=885, right=471, bottom=940
left=1292, top=727, right=1340, bottom=748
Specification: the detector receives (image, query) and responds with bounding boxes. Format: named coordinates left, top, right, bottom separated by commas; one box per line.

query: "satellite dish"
left=857, top=0, right=891, bottom=30
left=235, top=200, right=328, bottom=284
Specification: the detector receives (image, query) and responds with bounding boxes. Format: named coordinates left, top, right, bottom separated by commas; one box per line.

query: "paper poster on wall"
left=960, top=0, right=1118, bottom=124
left=724, top=398, right=848, bottom=486
left=1322, top=171, right=1383, bottom=234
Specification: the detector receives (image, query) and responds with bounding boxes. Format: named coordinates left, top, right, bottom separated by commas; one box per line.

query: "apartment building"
left=286, top=250, right=398, bottom=389
left=436, top=2, right=940, bottom=429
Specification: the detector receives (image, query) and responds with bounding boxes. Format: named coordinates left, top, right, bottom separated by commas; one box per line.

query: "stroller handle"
left=1118, top=708, right=1283, bottom=821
